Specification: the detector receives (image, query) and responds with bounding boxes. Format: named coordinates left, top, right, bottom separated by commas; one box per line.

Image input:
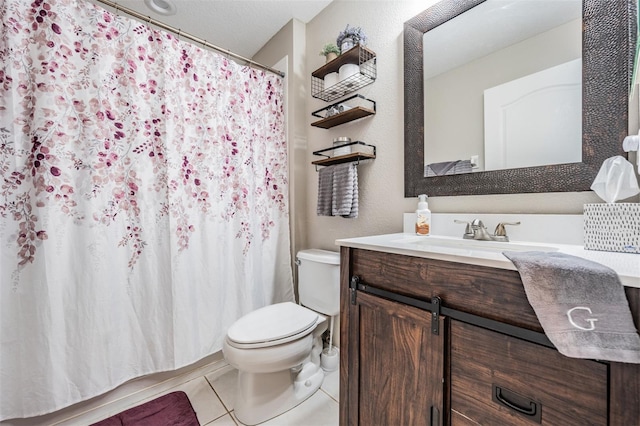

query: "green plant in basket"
left=319, top=42, right=340, bottom=57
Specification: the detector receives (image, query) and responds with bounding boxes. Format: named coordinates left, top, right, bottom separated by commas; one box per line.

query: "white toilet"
left=222, top=249, right=340, bottom=425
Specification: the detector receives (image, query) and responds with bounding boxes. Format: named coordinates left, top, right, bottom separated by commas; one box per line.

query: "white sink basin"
left=391, top=235, right=559, bottom=254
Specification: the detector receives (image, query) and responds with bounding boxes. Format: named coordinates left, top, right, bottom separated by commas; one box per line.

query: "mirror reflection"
left=423, top=0, right=582, bottom=177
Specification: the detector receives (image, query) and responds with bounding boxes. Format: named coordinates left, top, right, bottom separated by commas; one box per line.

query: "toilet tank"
left=297, top=249, right=340, bottom=317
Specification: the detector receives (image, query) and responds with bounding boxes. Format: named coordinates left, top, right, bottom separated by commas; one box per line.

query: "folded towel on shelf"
left=503, top=251, right=640, bottom=363
left=316, top=163, right=359, bottom=218
left=425, top=160, right=472, bottom=177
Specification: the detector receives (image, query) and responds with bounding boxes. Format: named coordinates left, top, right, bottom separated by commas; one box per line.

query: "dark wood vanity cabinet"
left=339, top=247, right=640, bottom=426
left=348, top=291, right=445, bottom=425
left=451, top=320, right=608, bottom=425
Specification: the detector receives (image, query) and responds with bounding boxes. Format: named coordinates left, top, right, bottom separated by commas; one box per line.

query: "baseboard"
left=2, top=352, right=226, bottom=426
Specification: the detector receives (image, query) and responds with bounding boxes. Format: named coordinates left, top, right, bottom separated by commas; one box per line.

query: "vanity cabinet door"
left=450, top=320, right=608, bottom=425
left=347, top=290, right=445, bottom=426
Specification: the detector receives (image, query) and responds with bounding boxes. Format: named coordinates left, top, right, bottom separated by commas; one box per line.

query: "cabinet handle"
left=492, top=384, right=541, bottom=423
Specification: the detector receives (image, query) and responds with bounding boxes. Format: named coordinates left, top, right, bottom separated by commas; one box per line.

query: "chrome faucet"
left=454, top=219, right=520, bottom=242
left=469, top=219, right=493, bottom=241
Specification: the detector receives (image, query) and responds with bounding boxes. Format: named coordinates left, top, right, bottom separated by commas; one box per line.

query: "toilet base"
left=234, top=362, right=324, bottom=425
left=225, top=306, right=329, bottom=425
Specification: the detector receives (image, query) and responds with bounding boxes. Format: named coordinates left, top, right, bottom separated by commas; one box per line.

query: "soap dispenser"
left=415, top=194, right=431, bottom=236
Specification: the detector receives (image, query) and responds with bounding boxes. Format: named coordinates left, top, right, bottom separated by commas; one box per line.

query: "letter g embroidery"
left=567, top=306, right=598, bottom=331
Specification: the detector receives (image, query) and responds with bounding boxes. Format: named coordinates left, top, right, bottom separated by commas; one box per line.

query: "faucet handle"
left=494, top=221, right=521, bottom=238
left=454, top=219, right=474, bottom=239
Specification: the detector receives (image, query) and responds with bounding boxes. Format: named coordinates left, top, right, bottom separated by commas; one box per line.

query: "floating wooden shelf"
left=311, top=107, right=376, bottom=129
left=311, top=95, right=376, bottom=129
left=312, top=141, right=376, bottom=168
left=312, top=152, right=377, bottom=167
left=312, top=45, right=376, bottom=79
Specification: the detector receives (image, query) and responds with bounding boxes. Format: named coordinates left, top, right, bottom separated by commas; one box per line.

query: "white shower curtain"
left=0, top=0, right=293, bottom=420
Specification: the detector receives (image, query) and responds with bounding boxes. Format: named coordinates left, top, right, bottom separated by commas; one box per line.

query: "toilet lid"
left=227, top=302, right=319, bottom=345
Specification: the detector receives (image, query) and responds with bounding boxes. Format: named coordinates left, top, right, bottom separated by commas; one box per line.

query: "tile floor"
left=114, top=363, right=339, bottom=426
left=1, top=354, right=338, bottom=426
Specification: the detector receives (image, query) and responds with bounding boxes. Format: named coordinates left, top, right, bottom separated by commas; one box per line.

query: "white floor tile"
left=320, top=370, right=339, bottom=402
left=205, top=413, right=238, bottom=425
left=168, top=376, right=227, bottom=426
left=206, top=364, right=238, bottom=411
left=260, top=391, right=338, bottom=426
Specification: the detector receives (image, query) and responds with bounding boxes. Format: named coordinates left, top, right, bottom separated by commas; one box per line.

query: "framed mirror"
left=404, top=0, right=637, bottom=197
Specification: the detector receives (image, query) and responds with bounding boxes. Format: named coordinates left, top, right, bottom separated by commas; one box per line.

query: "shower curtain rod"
left=94, top=0, right=285, bottom=77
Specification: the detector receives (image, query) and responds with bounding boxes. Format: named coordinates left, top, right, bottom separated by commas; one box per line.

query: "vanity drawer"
left=450, top=320, right=608, bottom=426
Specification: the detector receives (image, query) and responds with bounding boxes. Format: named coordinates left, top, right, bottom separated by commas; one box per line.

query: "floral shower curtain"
left=0, top=0, right=293, bottom=420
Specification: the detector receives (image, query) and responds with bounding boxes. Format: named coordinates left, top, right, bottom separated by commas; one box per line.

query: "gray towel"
left=503, top=251, right=640, bottom=363
left=316, top=163, right=358, bottom=218
left=425, top=160, right=472, bottom=177
left=332, top=163, right=358, bottom=218
left=317, top=166, right=334, bottom=216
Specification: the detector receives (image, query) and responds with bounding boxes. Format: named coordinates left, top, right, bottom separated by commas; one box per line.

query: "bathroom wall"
left=304, top=0, right=430, bottom=252
left=253, top=19, right=308, bottom=292
left=301, top=0, right=639, bottom=252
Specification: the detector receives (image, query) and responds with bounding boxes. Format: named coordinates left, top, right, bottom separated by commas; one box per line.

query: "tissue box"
left=583, top=203, right=640, bottom=254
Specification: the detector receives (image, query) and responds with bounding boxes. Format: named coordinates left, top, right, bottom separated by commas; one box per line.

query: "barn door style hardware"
left=350, top=276, right=554, bottom=348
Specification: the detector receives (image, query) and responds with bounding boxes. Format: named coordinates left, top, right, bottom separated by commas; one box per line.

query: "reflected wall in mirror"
left=404, top=0, right=637, bottom=196
left=423, top=0, right=582, bottom=176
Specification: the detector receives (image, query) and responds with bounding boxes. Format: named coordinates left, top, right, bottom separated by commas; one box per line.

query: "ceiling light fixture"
left=144, top=0, right=177, bottom=16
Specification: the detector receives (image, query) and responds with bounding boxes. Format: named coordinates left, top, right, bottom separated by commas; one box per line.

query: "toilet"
left=222, top=249, right=340, bottom=425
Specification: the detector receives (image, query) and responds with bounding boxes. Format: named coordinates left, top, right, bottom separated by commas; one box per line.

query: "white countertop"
left=336, top=233, right=640, bottom=289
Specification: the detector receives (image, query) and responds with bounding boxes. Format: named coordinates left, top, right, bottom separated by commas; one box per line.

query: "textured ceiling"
left=90, top=0, right=332, bottom=58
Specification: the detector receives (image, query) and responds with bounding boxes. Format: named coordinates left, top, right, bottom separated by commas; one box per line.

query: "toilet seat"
left=227, top=302, right=319, bottom=349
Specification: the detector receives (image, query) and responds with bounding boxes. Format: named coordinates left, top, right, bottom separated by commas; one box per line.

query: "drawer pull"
left=492, top=384, right=542, bottom=423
